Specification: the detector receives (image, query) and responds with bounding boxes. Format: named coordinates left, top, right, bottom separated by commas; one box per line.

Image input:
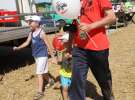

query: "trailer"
left=0, top=12, right=60, bottom=44
left=0, top=26, right=59, bottom=43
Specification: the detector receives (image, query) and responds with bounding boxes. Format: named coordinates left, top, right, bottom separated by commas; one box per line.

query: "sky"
left=0, top=0, right=16, bottom=11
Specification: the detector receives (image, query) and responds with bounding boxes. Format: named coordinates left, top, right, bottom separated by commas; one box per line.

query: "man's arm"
left=80, top=9, right=116, bottom=32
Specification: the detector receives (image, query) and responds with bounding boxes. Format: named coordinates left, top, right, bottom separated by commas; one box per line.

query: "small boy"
left=13, top=15, right=53, bottom=100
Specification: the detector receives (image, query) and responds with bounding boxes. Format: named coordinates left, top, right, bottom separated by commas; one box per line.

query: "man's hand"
left=79, top=23, right=92, bottom=33
left=13, top=46, right=20, bottom=51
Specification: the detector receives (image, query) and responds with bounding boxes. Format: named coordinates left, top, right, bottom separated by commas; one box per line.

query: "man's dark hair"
left=63, top=24, right=77, bottom=33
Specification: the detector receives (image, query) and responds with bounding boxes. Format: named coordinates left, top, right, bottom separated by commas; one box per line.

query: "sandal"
left=33, top=92, right=44, bottom=100
left=45, top=79, right=55, bottom=89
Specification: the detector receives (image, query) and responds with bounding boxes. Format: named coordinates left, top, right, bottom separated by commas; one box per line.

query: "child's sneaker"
left=33, top=92, right=44, bottom=100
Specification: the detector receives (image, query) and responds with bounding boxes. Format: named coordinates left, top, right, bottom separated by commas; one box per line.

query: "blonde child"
left=53, top=32, right=72, bottom=100
left=60, top=50, right=72, bottom=100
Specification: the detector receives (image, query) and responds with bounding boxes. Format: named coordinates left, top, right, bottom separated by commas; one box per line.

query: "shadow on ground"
left=85, top=80, right=103, bottom=100
left=0, top=46, right=34, bottom=75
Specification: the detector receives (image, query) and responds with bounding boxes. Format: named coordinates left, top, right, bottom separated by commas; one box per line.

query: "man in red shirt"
left=68, top=0, right=116, bottom=100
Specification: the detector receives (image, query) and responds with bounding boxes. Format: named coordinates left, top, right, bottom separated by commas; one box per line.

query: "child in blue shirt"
left=13, top=15, right=53, bottom=100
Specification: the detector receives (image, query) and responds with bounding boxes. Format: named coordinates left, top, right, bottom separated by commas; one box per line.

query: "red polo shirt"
left=74, top=0, right=112, bottom=51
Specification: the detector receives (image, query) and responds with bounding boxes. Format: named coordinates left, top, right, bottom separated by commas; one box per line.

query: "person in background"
left=13, top=15, right=53, bottom=100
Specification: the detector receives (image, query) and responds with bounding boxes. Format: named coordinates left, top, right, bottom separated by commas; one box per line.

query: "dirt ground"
left=0, top=24, right=135, bottom=100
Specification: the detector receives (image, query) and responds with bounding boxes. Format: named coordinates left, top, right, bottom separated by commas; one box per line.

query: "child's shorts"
left=60, top=75, right=71, bottom=87
left=34, top=57, right=48, bottom=74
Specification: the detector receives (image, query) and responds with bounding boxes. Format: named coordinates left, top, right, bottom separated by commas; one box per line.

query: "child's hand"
left=13, top=46, right=20, bottom=51
left=50, top=57, right=58, bottom=65
left=65, top=52, right=72, bottom=59
left=48, top=48, right=55, bottom=57
left=49, top=52, right=58, bottom=64
left=52, top=57, right=58, bottom=64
